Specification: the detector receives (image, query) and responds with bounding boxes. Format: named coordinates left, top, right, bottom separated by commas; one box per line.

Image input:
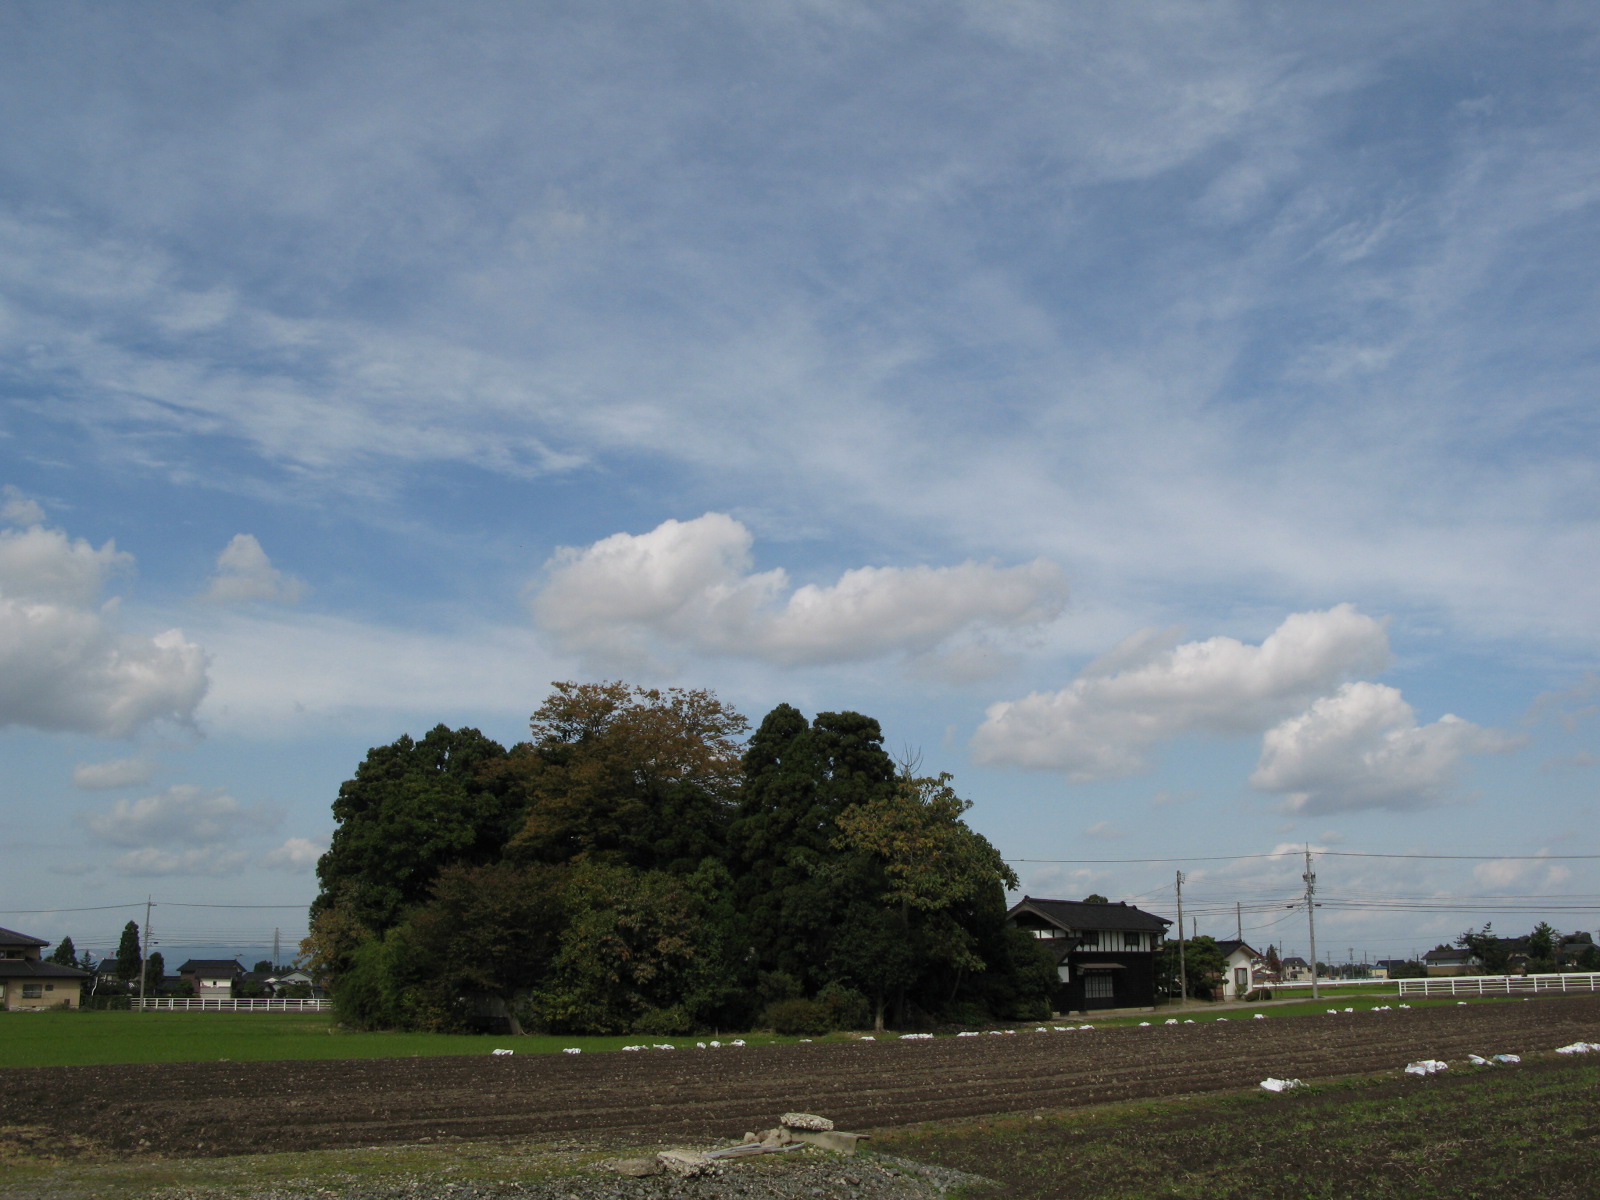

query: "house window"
left=1083, top=973, right=1114, bottom=1000
left=1079, top=932, right=1098, bottom=949
left=1124, top=932, right=1142, bottom=951
left=22, top=984, right=42, bottom=999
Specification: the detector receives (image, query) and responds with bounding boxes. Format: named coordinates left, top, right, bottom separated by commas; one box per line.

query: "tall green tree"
left=145, top=950, right=166, bottom=991
left=1527, top=921, right=1559, bottom=970
left=45, top=935, right=77, bottom=968
left=115, top=921, right=142, bottom=983
left=398, top=861, right=567, bottom=1034
left=728, top=706, right=900, bottom=992
left=313, top=724, right=514, bottom=938
left=831, top=772, right=1019, bottom=1027
left=504, top=682, right=747, bottom=873
left=534, top=861, right=722, bottom=1034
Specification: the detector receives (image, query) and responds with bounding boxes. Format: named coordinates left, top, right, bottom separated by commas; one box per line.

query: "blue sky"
left=2, top=2, right=1596, bottom=967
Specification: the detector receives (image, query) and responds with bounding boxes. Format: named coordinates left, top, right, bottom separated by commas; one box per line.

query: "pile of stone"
left=610, top=1113, right=870, bottom=1178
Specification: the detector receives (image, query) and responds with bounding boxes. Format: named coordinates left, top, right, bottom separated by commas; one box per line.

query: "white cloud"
left=72, top=756, right=159, bottom=790
left=201, top=534, right=305, bottom=605
left=111, top=847, right=250, bottom=877
left=1, top=486, right=45, bottom=526
left=1251, top=682, right=1522, bottom=814
left=263, top=836, right=325, bottom=873
left=530, top=513, right=1069, bottom=669
left=971, top=605, right=1391, bottom=777
left=0, top=524, right=131, bottom=606
left=83, top=785, right=279, bottom=848
left=0, top=520, right=208, bottom=737
left=1472, top=852, right=1570, bottom=891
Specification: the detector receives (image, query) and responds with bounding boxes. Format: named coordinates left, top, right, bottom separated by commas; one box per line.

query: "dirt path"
left=7, top=996, right=1598, bottom=1160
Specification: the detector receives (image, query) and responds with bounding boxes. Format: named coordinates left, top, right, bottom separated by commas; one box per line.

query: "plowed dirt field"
left=7, top=996, right=1599, bottom=1160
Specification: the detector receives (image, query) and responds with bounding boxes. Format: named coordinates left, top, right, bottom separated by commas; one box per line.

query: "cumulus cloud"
left=72, top=756, right=159, bottom=790
left=263, top=836, right=325, bottom=872
left=0, top=521, right=208, bottom=736
left=971, top=605, right=1391, bottom=777
left=200, top=534, right=305, bottom=605
left=83, top=785, right=280, bottom=848
left=1, top=485, right=46, bottom=526
left=1250, top=682, right=1522, bottom=813
left=529, top=513, right=1069, bottom=668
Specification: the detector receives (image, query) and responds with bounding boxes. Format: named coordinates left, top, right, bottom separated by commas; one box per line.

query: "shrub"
left=764, top=997, right=832, bottom=1036
left=632, top=1005, right=693, bottom=1036
left=815, top=981, right=870, bottom=1031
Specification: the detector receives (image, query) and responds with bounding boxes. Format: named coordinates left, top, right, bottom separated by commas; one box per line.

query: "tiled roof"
left=0, top=959, right=90, bottom=979
left=1008, top=897, right=1172, bottom=933
left=177, top=959, right=244, bottom=974
left=0, top=926, right=50, bottom=947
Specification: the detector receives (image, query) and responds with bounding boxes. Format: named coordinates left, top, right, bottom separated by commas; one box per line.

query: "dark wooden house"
left=1006, top=896, right=1171, bottom=1013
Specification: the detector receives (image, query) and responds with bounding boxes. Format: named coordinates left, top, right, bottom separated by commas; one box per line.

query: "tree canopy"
left=308, top=683, right=1036, bottom=1036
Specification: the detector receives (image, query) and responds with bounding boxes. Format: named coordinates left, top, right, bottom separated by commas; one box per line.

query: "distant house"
left=1372, top=959, right=1411, bottom=979
left=1213, top=940, right=1260, bottom=1000
left=1280, top=956, right=1312, bottom=982
left=177, top=959, right=245, bottom=998
left=1006, top=896, right=1171, bottom=1013
left=1423, top=947, right=1479, bottom=976
left=0, top=925, right=89, bottom=1011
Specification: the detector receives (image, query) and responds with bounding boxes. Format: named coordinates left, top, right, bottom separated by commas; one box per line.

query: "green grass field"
left=0, top=1010, right=790, bottom=1068
left=0, top=993, right=1499, bottom=1069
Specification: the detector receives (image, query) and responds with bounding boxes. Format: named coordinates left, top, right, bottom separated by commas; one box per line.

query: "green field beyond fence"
left=0, top=1011, right=665, bottom=1068
left=0, top=994, right=1510, bottom=1070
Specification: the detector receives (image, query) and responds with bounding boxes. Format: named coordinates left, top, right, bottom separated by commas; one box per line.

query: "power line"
left=1011, top=851, right=1600, bottom=864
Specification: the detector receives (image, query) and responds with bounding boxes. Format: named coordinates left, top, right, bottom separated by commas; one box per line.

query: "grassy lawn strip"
left=873, top=1056, right=1600, bottom=1200
left=0, top=1011, right=791, bottom=1068
left=0, top=995, right=1514, bottom=1068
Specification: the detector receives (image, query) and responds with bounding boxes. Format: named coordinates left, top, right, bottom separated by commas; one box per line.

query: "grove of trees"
left=305, top=683, right=1053, bottom=1035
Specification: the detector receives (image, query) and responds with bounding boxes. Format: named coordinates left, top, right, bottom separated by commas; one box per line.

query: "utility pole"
left=1303, top=848, right=1319, bottom=1001
left=1236, top=901, right=1243, bottom=942
left=138, top=896, right=154, bottom=1008
left=1175, top=871, right=1187, bottom=1005
left=273, top=927, right=282, bottom=971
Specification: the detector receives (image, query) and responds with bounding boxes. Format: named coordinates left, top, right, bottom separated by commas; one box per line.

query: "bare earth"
left=6, top=996, right=1599, bottom=1160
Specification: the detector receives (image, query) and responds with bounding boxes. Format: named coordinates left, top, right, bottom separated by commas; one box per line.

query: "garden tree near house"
left=1459, top=924, right=1513, bottom=975
left=1159, top=935, right=1226, bottom=1000
left=502, top=682, right=748, bottom=874
left=1081, top=894, right=1109, bottom=904
left=1263, top=944, right=1282, bottom=978
left=1527, top=921, right=1559, bottom=971
left=311, top=724, right=514, bottom=945
left=831, top=771, right=1020, bottom=1029
left=145, top=951, right=165, bottom=991
left=253, top=960, right=273, bottom=974
left=45, top=935, right=78, bottom=968
left=115, top=921, right=142, bottom=983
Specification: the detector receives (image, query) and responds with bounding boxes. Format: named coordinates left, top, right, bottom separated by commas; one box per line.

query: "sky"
left=2, top=1, right=1597, bottom=969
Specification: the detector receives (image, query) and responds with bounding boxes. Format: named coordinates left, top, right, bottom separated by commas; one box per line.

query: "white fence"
left=131, top=997, right=331, bottom=1012
left=1397, top=972, right=1600, bottom=998
left=1271, top=977, right=1395, bottom=990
